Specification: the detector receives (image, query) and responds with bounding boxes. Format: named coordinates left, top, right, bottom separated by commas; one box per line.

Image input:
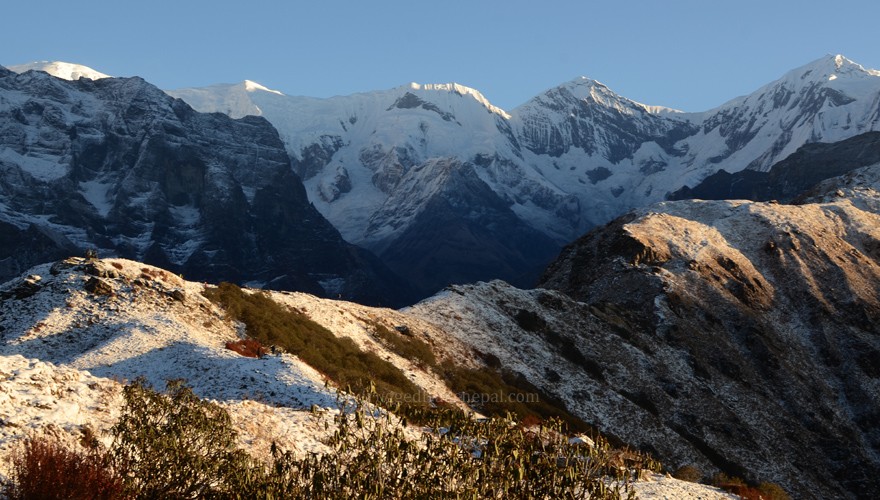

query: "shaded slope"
left=669, top=131, right=880, bottom=202
left=0, top=67, right=411, bottom=305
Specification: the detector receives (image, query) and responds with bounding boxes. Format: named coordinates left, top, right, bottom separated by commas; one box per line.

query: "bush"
left=5, top=378, right=653, bottom=500
left=712, top=473, right=790, bottom=500
left=440, top=362, right=594, bottom=434
left=225, top=338, right=268, bottom=358
left=673, top=464, right=703, bottom=483
left=758, top=481, right=792, bottom=500
left=266, top=397, right=647, bottom=499
left=111, top=378, right=255, bottom=498
left=369, top=321, right=437, bottom=369
left=2, top=436, right=126, bottom=500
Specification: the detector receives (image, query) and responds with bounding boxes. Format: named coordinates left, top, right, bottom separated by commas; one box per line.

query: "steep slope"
left=411, top=192, right=880, bottom=497
left=680, top=55, right=880, bottom=173
left=363, top=157, right=560, bottom=295
left=0, top=66, right=410, bottom=305
left=511, top=55, right=880, bottom=224
left=0, top=258, right=344, bottom=465
left=165, top=55, right=880, bottom=298
left=531, top=176, right=880, bottom=498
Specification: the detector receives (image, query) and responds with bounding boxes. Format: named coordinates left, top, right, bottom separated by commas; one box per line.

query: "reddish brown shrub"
left=718, top=482, right=765, bottom=500
left=520, top=414, right=544, bottom=429
left=111, top=262, right=124, bottom=270
left=225, top=338, right=268, bottom=358
left=3, top=436, right=127, bottom=500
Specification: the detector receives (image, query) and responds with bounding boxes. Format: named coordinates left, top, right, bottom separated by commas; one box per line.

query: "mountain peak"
left=787, top=54, right=880, bottom=82
left=243, top=79, right=283, bottom=95
left=8, top=60, right=111, bottom=81
left=538, top=76, right=680, bottom=114
left=402, top=82, right=510, bottom=118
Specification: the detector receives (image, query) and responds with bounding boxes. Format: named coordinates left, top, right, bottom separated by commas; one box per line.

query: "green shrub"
left=111, top=378, right=255, bottom=498
left=369, top=321, right=437, bottom=369
left=440, top=362, right=594, bottom=434
left=2, top=436, right=126, bottom=500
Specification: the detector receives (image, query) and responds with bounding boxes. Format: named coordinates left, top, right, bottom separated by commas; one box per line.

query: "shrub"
left=2, top=436, right=126, bottom=500
left=369, top=321, right=437, bottom=369
left=111, top=378, right=255, bottom=498
left=225, top=338, right=268, bottom=358
left=673, top=464, right=703, bottom=483
left=440, top=362, right=594, bottom=434
left=712, top=473, right=788, bottom=500
left=263, top=396, right=645, bottom=499
left=758, top=481, right=792, bottom=500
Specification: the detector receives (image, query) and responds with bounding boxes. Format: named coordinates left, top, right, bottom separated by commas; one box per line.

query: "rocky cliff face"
left=0, top=66, right=410, bottom=306
left=363, top=157, right=560, bottom=296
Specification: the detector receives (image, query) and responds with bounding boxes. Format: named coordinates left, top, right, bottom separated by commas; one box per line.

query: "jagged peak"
left=8, top=61, right=111, bottom=81
left=530, top=76, right=682, bottom=115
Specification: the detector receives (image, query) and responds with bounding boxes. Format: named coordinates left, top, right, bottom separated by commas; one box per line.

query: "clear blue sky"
left=3, top=0, right=879, bottom=112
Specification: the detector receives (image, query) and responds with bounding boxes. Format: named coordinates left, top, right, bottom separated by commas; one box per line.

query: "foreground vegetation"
left=3, top=379, right=650, bottom=499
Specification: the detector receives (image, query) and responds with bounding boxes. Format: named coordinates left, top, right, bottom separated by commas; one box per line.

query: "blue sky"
left=3, top=0, right=879, bottom=112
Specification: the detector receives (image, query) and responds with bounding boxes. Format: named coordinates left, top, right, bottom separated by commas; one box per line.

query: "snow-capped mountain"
left=0, top=65, right=411, bottom=305
left=162, top=55, right=880, bottom=296
left=8, top=61, right=111, bottom=81
left=169, top=79, right=566, bottom=295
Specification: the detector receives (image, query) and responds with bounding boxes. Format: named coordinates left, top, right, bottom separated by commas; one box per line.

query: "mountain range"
left=166, top=54, right=880, bottom=296
left=12, top=55, right=880, bottom=298
left=0, top=65, right=410, bottom=306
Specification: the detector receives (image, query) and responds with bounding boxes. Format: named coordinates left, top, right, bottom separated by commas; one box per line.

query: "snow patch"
left=79, top=180, right=114, bottom=217
left=0, top=147, right=68, bottom=182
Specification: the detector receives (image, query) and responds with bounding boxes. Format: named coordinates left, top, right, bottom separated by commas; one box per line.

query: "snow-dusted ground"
left=0, top=258, right=342, bottom=470
left=0, top=256, right=740, bottom=498
left=632, top=473, right=737, bottom=499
